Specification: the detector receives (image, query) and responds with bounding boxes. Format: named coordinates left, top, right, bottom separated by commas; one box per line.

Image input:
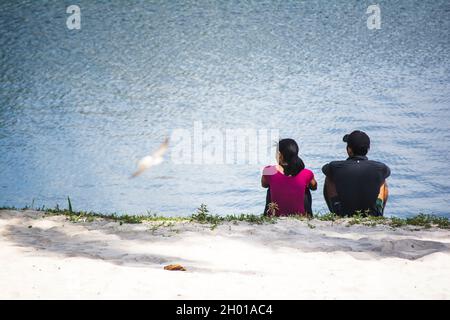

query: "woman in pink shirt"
left=261, top=139, right=317, bottom=216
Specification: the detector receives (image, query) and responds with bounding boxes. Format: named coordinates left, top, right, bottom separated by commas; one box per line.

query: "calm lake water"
left=1, top=0, right=449, bottom=217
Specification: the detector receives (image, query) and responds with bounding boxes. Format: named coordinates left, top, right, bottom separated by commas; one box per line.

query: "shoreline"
left=1, top=209, right=449, bottom=299
left=1, top=205, right=449, bottom=229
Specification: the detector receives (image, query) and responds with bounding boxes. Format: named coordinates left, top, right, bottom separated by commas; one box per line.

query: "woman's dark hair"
left=278, top=138, right=305, bottom=176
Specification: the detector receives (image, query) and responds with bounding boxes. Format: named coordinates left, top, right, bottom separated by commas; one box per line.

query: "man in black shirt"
left=322, top=130, right=390, bottom=216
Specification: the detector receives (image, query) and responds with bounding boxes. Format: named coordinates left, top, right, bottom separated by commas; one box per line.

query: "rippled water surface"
left=1, top=0, right=449, bottom=217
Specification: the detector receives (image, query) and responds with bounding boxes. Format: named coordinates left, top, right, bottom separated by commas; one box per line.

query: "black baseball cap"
left=343, top=130, right=370, bottom=152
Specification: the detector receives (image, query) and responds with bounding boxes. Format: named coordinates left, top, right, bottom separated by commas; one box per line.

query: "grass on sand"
left=1, top=200, right=449, bottom=230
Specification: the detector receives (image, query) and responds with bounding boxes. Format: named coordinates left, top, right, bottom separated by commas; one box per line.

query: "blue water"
left=1, top=0, right=449, bottom=217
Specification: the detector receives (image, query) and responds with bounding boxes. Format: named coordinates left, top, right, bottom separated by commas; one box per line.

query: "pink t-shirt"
left=263, top=165, right=314, bottom=216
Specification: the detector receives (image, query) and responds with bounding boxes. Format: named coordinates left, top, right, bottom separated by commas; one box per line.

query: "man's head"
left=343, top=130, right=370, bottom=157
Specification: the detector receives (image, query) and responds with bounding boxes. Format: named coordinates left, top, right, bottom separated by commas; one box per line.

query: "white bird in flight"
left=131, top=137, right=169, bottom=178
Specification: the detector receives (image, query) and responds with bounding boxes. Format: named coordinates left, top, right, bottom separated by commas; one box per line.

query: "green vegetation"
left=314, top=212, right=337, bottom=222
left=314, top=212, right=449, bottom=229
left=0, top=201, right=449, bottom=230
left=43, top=208, right=189, bottom=224
left=191, top=204, right=276, bottom=229
left=391, top=214, right=449, bottom=229
left=67, top=196, right=73, bottom=214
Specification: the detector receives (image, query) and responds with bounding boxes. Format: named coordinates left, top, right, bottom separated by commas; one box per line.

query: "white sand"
left=1, top=209, right=449, bottom=299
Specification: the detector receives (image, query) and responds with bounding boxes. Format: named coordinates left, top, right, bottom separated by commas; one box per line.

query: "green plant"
left=67, top=197, right=73, bottom=213
left=315, top=212, right=337, bottom=221
left=191, top=204, right=213, bottom=223
left=1, top=205, right=448, bottom=230
left=404, top=214, right=449, bottom=229
left=389, top=217, right=406, bottom=228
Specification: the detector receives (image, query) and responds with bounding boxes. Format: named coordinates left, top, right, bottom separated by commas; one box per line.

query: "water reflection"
left=0, top=0, right=449, bottom=217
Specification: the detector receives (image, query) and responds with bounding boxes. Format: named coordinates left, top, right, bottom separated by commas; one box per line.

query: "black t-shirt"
left=322, top=156, right=391, bottom=216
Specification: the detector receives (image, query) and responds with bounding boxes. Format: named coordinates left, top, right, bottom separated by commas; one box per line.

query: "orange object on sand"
left=164, top=264, right=186, bottom=271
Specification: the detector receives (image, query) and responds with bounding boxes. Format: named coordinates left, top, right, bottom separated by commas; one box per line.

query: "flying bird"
left=131, top=137, right=169, bottom=178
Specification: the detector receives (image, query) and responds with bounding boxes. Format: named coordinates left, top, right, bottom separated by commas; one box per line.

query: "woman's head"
left=277, top=138, right=305, bottom=176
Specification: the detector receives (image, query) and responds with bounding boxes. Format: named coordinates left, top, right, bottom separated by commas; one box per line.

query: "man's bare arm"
left=309, top=177, right=318, bottom=190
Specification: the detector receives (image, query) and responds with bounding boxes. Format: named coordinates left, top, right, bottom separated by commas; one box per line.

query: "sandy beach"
left=0, top=209, right=449, bottom=299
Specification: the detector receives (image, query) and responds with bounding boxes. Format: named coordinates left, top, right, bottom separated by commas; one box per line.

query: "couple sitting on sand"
left=262, top=130, right=390, bottom=217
